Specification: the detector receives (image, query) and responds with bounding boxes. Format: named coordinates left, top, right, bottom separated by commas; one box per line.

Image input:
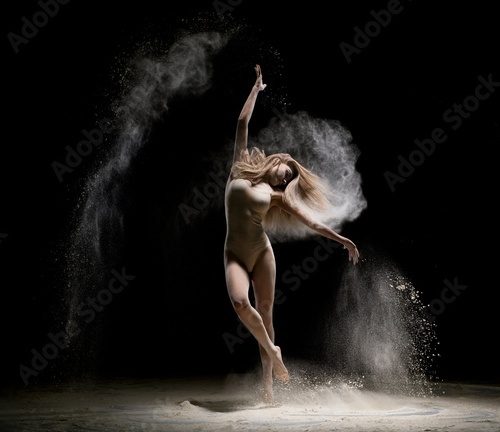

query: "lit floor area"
left=1, top=375, right=499, bottom=431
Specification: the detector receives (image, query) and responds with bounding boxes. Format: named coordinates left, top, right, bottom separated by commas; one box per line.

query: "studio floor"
left=1, top=375, right=499, bottom=432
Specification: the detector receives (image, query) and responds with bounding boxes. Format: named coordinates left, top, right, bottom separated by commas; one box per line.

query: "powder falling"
left=62, top=32, right=228, bottom=361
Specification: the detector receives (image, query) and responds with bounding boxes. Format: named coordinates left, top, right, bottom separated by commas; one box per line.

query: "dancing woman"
left=223, top=65, right=359, bottom=403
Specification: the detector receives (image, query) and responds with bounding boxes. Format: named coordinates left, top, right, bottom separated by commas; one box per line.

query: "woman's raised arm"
left=232, top=64, right=267, bottom=164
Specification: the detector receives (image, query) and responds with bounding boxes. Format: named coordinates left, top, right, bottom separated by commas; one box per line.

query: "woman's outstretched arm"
left=232, top=64, right=267, bottom=164
left=274, top=195, right=360, bottom=264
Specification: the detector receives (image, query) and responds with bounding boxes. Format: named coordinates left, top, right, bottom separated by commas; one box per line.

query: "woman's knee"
left=231, top=297, right=251, bottom=313
left=256, top=305, right=273, bottom=326
left=256, top=299, right=273, bottom=316
left=232, top=298, right=264, bottom=326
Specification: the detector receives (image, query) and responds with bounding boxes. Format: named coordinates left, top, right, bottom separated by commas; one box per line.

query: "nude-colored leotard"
left=224, top=177, right=273, bottom=273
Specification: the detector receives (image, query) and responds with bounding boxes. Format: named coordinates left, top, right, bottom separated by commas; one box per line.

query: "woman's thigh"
left=251, top=247, right=276, bottom=312
left=224, top=250, right=251, bottom=307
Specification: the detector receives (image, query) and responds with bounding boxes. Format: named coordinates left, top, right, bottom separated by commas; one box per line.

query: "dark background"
left=2, top=0, right=498, bottom=389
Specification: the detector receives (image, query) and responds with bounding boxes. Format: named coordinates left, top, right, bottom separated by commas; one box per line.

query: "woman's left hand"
left=342, top=238, right=360, bottom=265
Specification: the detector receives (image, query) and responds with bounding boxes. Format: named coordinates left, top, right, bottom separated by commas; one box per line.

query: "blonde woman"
left=224, top=65, right=359, bottom=403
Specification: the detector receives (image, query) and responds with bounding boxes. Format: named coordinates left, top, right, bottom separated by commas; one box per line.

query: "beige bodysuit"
left=224, top=177, right=273, bottom=273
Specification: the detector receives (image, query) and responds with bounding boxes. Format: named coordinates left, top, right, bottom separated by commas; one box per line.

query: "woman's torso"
left=224, top=177, right=272, bottom=249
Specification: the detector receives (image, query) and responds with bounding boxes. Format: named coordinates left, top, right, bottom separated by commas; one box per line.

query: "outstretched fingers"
left=345, top=244, right=360, bottom=265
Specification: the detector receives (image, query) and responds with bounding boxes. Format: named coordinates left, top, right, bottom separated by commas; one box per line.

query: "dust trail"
left=250, top=110, right=435, bottom=393
left=254, top=111, right=367, bottom=241
left=325, top=257, right=438, bottom=396
left=252, top=114, right=435, bottom=394
left=62, top=32, right=227, bottom=355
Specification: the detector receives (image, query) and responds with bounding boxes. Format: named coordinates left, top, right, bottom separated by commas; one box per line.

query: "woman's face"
left=269, top=162, right=294, bottom=187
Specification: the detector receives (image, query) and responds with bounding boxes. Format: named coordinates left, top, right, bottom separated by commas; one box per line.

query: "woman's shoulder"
left=228, top=175, right=250, bottom=184
left=227, top=177, right=252, bottom=188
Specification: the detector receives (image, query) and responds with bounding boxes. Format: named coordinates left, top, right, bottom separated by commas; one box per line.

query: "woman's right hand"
left=254, top=64, right=267, bottom=91
left=342, top=238, right=360, bottom=265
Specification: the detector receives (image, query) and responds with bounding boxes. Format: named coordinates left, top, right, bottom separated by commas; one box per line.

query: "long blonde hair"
left=231, top=147, right=330, bottom=239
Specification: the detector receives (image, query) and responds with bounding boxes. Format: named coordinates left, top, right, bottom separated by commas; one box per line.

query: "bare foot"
left=271, top=346, right=289, bottom=382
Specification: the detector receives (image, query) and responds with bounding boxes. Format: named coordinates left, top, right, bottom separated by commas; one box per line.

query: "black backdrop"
left=2, top=0, right=499, bottom=389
